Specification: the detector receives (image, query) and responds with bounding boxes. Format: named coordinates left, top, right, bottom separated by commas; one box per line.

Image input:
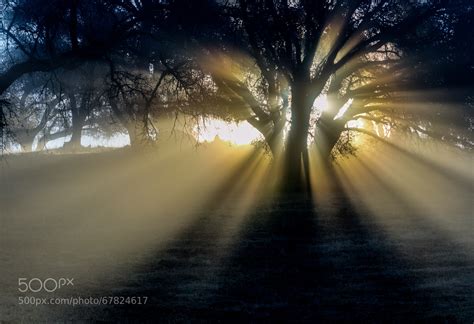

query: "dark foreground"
left=4, top=199, right=473, bottom=323
left=105, top=205, right=474, bottom=322
left=1, top=150, right=473, bottom=323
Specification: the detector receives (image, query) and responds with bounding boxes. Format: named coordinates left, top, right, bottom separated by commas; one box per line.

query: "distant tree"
left=0, top=0, right=144, bottom=148
left=0, top=0, right=126, bottom=94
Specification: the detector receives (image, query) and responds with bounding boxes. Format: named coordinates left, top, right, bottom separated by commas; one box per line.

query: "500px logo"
left=18, top=278, right=74, bottom=293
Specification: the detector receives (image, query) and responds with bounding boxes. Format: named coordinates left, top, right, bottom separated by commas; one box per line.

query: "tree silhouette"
left=0, top=0, right=472, bottom=192
left=171, top=0, right=472, bottom=191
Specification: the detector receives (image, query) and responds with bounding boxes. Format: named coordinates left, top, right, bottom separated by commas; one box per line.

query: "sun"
left=196, top=119, right=263, bottom=145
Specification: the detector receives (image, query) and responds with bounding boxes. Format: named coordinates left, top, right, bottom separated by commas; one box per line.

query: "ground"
left=0, top=146, right=472, bottom=322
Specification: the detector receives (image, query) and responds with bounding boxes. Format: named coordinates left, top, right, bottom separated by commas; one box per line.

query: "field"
left=1, top=145, right=473, bottom=322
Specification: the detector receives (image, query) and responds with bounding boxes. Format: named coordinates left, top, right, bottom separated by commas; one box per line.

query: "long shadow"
left=54, top=150, right=473, bottom=322
left=349, top=157, right=474, bottom=315
left=200, top=167, right=471, bottom=322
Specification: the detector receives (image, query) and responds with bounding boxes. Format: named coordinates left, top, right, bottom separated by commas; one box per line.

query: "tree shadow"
left=55, top=151, right=472, bottom=323
left=200, top=174, right=451, bottom=322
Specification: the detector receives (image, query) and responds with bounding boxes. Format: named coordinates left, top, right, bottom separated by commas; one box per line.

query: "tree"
left=167, top=0, right=471, bottom=192
left=1, top=0, right=472, bottom=194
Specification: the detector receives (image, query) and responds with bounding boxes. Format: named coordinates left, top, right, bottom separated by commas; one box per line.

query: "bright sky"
left=195, top=120, right=263, bottom=145
left=5, top=93, right=372, bottom=152
left=34, top=134, right=130, bottom=151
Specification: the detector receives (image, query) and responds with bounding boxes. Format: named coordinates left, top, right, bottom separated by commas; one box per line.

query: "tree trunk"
left=126, top=117, right=153, bottom=147
left=126, top=124, right=140, bottom=147
left=64, top=93, right=87, bottom=150
left=64, top=110, right=85, bottom=149
left=264, top=112, right=286, bottom=158
left=315, top=116, right=345, bottom=164
left=20, top=137, right=34, bottom=152
left=267, top=132, right=283, bottom=157
left=281, top=84, right=312, bottom=194
left=13, top=130, right=36, bottom=152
